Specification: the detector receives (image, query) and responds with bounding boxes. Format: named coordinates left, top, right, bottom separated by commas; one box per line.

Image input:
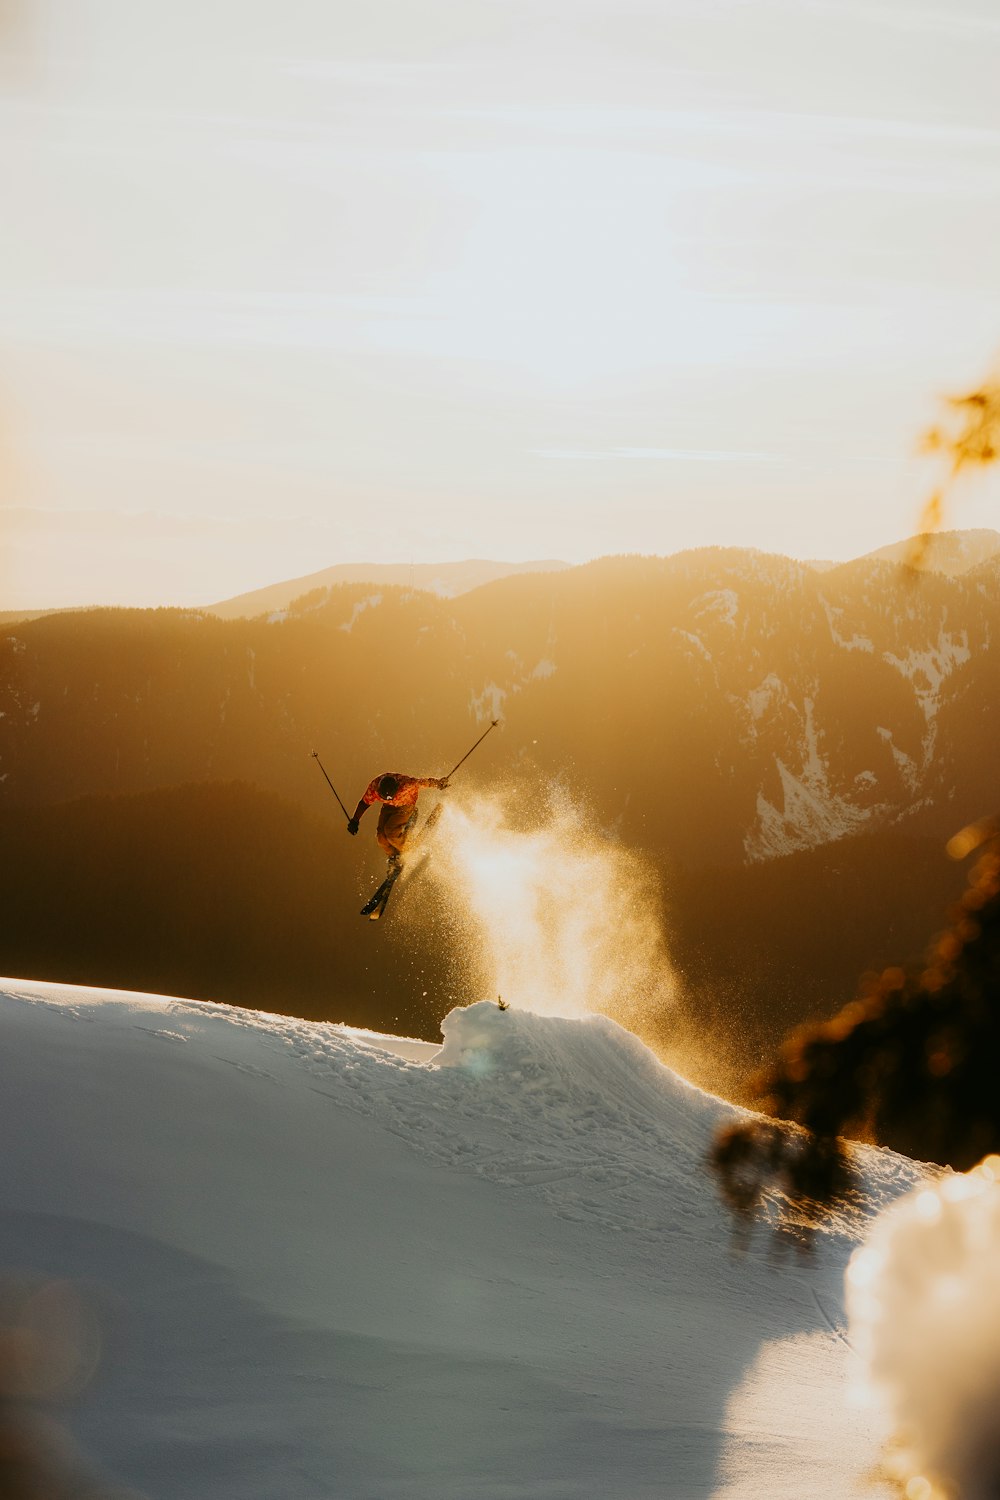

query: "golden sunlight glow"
left=426, top=792, right=676, bottom=1025
left=914, top=1190, right=942, bottom=1224
left=910, top=369, right=1000, bottom=566
left=5, top=2, right=1000, bottom=608
left=845, top=1247, right=883, bottom=1292
left=905, top=1477, right=935, bottom=1500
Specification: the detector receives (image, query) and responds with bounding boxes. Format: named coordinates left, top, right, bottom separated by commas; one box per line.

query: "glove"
left=437, top=778, right=450, bottom=790
left=347, top=818, right=360, bottom=835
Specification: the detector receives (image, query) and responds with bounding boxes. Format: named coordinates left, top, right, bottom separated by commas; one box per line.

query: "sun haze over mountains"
left=0, top=534, right=994, bottom=1096
left=3, top=4, right=1000, bottom=1494
left=3, top=1, right=1000, bottom=612
left=207, top=558, right=571, bottom=619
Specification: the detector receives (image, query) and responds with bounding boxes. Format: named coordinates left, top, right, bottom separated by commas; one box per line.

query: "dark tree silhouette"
left=712, top=816, right=1000, bottom=1225
left=714, top=359, right=1000, bottom=1227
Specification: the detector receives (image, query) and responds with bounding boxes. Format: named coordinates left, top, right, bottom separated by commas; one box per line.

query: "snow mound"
left=286, top=999, right=744, bottom=1242
left=848, top=1157, right=1000, bottom=1498
left=437, top=1000, right=724, bottom=1141
left=0, top=979, right=926, bottom=1499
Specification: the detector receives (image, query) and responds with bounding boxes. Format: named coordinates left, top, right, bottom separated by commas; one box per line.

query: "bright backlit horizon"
left=1, top=0, right=999, bottom=609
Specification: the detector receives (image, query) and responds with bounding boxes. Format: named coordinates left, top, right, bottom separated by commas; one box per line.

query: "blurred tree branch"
left=712, top=817, right=1000, bottom=1228
left=716, top=358, right=1000, bottom=1229
left=909, top=369, right=1000, bottom=567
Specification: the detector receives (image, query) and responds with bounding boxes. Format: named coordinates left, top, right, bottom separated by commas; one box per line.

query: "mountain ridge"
left=5, top=529, right=999, bottom=623
left=858, top=528, right=1000, bottom=575
left=207, top=557, right=572, bottom=619
left=1, top=544, right=995, bottom=866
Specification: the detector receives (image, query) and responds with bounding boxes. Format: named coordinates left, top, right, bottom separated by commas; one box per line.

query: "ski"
left=360, top=865, right=402, bottom=920
left=418, top=802, right=444, bottom=840
left=359, top=802, right=445, bottom=921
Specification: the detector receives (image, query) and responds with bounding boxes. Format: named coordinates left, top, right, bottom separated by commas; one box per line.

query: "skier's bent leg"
left=377, top=804, right=417, bottom=863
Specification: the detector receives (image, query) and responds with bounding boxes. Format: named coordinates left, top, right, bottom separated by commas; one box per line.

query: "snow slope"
left=0, top=980, right=922, bottom=1499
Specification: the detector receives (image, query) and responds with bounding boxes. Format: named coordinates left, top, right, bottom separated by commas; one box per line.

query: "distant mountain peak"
left=207, top=558, right=571, bottom=620
left=859, top=529, right=1000, bottom=577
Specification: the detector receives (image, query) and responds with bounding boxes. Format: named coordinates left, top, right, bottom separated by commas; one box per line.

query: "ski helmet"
left=378, top=774, right=400, bottom=800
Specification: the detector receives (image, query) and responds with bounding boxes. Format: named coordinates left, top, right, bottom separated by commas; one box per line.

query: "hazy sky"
left=1, top=0, right=999, bottom=607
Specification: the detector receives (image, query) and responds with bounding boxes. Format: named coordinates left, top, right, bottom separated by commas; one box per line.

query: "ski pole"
left=310, top=750, right=352, bottom=823
left=444, top=719, right=500, bottom=781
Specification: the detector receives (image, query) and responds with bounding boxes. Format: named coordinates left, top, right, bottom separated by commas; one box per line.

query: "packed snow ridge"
left=0, top=980, right=926, bottom=1499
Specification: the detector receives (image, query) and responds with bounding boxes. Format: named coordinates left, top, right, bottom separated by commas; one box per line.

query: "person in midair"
left=347, top=772, right=449, bottom=866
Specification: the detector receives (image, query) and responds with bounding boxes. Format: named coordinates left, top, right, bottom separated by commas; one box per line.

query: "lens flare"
left=847, top=1161, right=1000, bottom=1499
left=425, top=790, right=677, bottom=1026
left=909, top=369, right=1000, bottom=570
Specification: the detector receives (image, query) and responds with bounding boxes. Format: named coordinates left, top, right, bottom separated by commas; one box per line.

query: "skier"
left=347, top=772, right=449, bottom=866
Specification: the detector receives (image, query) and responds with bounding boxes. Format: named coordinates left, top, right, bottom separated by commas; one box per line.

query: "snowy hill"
left=0, top=979, right=924, bottom=1498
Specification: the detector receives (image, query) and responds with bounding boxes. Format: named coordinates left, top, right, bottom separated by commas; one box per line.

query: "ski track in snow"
left=242, top=1000, right=728, bottom=1249
left=7, top=982, right=920, bottom=1258
left=0, top=978, right=932, bottom=1499
left=184, top=1000, right=754, bottom=1250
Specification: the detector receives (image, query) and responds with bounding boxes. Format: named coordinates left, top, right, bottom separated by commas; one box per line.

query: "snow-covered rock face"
left=744, top=696, right=880, bottom=861
left=881, top=629, right=972, bottom=718
left=456, top=550, right=997, bottom=865
left=847, top=1157, right=1000, bottom=1500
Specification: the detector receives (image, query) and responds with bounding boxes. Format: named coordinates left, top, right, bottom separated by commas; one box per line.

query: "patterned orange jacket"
left=360, top=774, right=439, bottom=811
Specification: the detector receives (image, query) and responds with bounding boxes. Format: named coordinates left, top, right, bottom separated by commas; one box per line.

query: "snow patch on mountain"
left=882, top=628, right=971, bottom=717
left=747, top=672, right=785, bottom=722
left=877, top=725, right=920, bottom=793
left=673, top=628, right=712, bottom=661
left=747, top=763, right=874, bottom=861
left=531, top=657, right=557, bottom=679
left=694, top=589, right=739, bottom=626
left=338, top=592, right=383, bottom=633
left=819, top=594, right=875, bottom=653
left=745, top=698, right=879, bottom=861
left=470, top=681, right=506, bottom=720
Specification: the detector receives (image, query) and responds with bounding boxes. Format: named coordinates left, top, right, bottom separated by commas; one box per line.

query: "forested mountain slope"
left=1, top=548, right=994, bottom=863
left=1, top=545, right=991, bottom=1095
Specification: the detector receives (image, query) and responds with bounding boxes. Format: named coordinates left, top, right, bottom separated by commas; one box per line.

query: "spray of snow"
left=846, top=1155, right=1000, bottom=1499
left=426, top=792, right=677, bottom=1026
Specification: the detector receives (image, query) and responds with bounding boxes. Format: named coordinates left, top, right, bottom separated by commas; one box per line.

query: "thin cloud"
left=801, top=0, right=1000, bottom=38
left=533, top=446, right=773, bottom=462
